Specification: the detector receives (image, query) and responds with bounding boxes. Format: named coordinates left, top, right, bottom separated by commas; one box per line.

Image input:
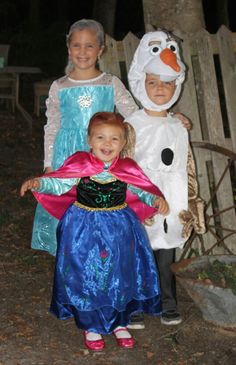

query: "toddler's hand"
left=20, top=178, right=40, bottom=197
left=154, top=197, right=169, bottom=215
left=175, top=113, right=192, bottom=130
left=44, top=166, right=53, bottom=174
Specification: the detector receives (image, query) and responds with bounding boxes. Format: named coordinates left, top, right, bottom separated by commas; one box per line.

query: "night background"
left=1, top=2, right=236, bottom=364
left=0, top=0, right=236, bottom=78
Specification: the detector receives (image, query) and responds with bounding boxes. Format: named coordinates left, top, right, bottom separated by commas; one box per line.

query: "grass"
left=197, top=259, right=236, bottom=295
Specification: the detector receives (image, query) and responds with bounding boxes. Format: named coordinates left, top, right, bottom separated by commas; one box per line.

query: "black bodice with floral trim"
left=76, top=177, right=127, bottom=208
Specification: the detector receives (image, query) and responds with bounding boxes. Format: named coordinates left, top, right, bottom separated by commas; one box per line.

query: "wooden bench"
left=34, top=80, right=52, bottom=116
left=0, top=74, right=16, bottom=112
left=0, top=45, right=16, bottom=112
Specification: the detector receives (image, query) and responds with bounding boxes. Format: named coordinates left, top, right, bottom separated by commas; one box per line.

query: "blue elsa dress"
left=31, top=73, right=137, bottom=256
left=37, top=171, right=161, bottom=334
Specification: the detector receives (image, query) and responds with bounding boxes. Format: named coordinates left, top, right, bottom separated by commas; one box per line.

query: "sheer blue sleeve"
left=38, top=178, right=79, bottom=195
left=128, top=184, right=155, bottom=206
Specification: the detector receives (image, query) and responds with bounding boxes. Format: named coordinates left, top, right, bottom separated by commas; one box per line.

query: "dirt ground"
left=1, top=110, right=236, bottom=365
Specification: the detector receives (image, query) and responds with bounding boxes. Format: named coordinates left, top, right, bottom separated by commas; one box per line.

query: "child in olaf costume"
left=127, top=30, right=205, bottom=325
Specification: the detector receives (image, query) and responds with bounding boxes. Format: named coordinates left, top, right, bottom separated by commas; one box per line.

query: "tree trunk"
left=29, top=0, right=40, bottom=32
left=142, top=0, right=205, bottom=35
left=216, top=0, right=229, bottom=29
left=93, top=0, right=117, bottom=37
left=56, top=0, right=69, bottom=23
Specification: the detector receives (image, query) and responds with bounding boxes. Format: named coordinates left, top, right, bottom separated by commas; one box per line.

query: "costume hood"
left=128, top=30, right=186, bottom=111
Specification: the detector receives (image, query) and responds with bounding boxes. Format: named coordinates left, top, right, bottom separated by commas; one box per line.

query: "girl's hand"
left=175, top=113, right=192, bottom=130
left=153, top=197, right=169, bottom=215
left=20, top=178, right=40, bottom=197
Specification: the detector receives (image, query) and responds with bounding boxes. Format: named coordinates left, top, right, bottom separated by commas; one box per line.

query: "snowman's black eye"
left=150, top=45, right=162, bottom=56
left=167, top=42, right=178, bottom=53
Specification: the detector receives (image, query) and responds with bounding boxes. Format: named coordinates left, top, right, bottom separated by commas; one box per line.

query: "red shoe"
left=113, top=327, right=135, bottom=348
left=83, top=331, right=105, bottom=351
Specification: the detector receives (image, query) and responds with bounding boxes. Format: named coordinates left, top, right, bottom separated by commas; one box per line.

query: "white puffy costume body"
left=127, top=30, right=189, bottom=250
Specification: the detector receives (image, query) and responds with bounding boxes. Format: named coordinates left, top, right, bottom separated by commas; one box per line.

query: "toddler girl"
left=21, top=112, right=169, bottom=351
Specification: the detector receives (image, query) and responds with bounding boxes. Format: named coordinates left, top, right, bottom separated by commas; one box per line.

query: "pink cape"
left=33, top=151, right=164, bottom=222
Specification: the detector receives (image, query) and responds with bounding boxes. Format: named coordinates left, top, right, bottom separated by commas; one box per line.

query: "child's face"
left=145, top=74, right=176, bottom=106
left=88, top=124, right=126, bottom=163
left=68, top=29, right=104, bottom=72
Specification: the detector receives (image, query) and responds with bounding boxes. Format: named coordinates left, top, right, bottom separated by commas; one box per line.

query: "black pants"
left=153, top=248, right=177, bottom=313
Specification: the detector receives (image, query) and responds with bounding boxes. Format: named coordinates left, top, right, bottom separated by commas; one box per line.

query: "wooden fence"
left=99, top=25, right=236, bottom=257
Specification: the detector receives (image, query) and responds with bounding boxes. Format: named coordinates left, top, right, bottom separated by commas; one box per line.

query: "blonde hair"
left=121, top=122, right=136, bottom=159
left=65, top=19, right=105, bottom=75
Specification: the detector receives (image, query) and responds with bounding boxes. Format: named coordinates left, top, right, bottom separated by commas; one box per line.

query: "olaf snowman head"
left=128, top=30, right=186, bottom=112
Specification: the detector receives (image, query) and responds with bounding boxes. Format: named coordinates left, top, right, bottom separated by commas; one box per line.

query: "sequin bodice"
left=52, top=85, right=114, bottom=169
left=58, top=85, right=114, bottom=130
left=76, top=177, right=127, bottom=208
left=44, top=73, right=138, bottom=169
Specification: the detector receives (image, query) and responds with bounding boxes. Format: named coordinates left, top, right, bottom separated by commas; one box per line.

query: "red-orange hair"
left=88, top=112, right=125, bottom=136
left=88, top=111, right=136, bottom=158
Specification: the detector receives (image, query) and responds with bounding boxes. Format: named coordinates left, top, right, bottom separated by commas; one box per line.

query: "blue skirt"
left=50, top=203, right=161, bottom=334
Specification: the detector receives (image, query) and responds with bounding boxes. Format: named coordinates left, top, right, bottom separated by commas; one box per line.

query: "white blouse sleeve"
left=44, top=81, right=61, bottom=169
left=112, top=76, right=139, bottom=118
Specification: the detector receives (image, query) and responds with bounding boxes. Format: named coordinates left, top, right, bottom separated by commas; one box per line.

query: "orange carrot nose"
left=160, top=48, right=180, bottom=72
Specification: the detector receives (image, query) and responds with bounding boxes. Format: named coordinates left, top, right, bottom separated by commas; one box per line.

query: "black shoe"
left=127, top=313, right=145, bottom=329
left=161, top=310, right=182, bottom=325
